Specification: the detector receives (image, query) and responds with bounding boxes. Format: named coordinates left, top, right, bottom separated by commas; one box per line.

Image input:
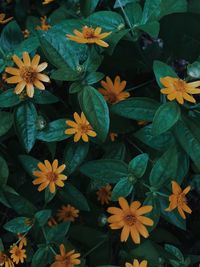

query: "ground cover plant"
left=1, top=0, right=200, bottom=266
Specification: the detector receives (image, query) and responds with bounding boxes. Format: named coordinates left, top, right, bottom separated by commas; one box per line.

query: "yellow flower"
left=110, top=132, right=118, bottom=142
left=0, top=252, right=14, bottom=267
left=96, top=184, right=112, bottom=205
left=0, top=13, right=13, bottom=24
left=33, top=159, right=67, bottom=193
left=42, top=0, right=55, bottom=4
left=48, top=217, right=58, bottom=227
left=36, top=16, right=51, bottom=31
left=10, top=243, right=26, bottom=264
left=66, top=25, right=112, bottom=47
left=5, top=52, right=50, bottom=98
left=50, top=244, right=81, bottom=267
left=165, top=181, right=192, bottom=219
left=57, top=204, right=79, bottom=222
left=22, top=29, right=30, bottom=38
left=107, top=197, right=153, bottom=244
left=125, top=259, right=148, bottom=267
left=99, top=76, right=130, bottom=104
left=160, top=77, right=200, bottom=104
left=17, top=233, right=27, bottom=247
left=65, top=112, right=97, bottom=142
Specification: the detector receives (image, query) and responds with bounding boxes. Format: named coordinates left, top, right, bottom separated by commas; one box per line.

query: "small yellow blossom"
left=10, top=243, right=26, bottom=264
left=36, top=16, right=51, bottom=31
left=57, top=204, right=79, bottom=222
left=0, top=13, right=13, bottom=24
left=125, top=259, right=148, bottom=267
left=96, top=185, right=112, bottom=205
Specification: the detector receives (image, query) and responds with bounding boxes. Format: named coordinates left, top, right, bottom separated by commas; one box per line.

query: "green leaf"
left=18, top=155, right=39, bottom=178
left=152, top=101, right=180, bottom=136
left=80, top=159, right=128, bottom=183
left=79, top=86, right=110, bottom=142
left=88, top=11, right=125, bottom=31
left=149, top=145, right=178, bottom=189
left=80, top=0, right=99, bottom=16
left=85, top=72, right=104, bottom=85
left=160, top=0, right=187, bottom=18
left=46, top=221, right=70, bottom=243
left=144, top=194, right=161, bottom=231
left=135, top=124, right=175, bottom=151
left=5, top=192, right=37, bottom=216
left=111, top=177, right=133, bottom=201
left=0, top=112, right=13, bottom=137
left=165, top=244, right=184, bottom=262
left=0, top=157, right=9, bottom=185
left=37, top=119, right=69, bottom=142
left=153, top=60, right=177, bottom=88
left=111, top=97, right=160, bottom=121
left=114, top=0, right=138, bottom=8
left=14, top=102, right=37, bottom=152
left=174, top=117, right=200, bottom=170
left=14, top=36, right=39, bottom=57
left=187, top=61, right=200, bottom=79
left=128, top=153, right=149, bottom=178
left=59, top=183, right=90, bottom=211
left=141, top=0, right=161, bottom=23
left=35, top=210, right=52, bottom=227
left=64, top=142, right=89, bottom=175
left=0, top=21, right=23, bottom=53
left=0, top=238, right=4, bottom=251
left=31, top=246, right=51, bottom=267
left=51, top=67, right=80, bottom=81
left=0, top=89, right=21, bottom=108
left=4, top=217, right=32, bottom=234
left=33, top=90, right=59, bottom=104
left=138, top=21, right=160, bottom=38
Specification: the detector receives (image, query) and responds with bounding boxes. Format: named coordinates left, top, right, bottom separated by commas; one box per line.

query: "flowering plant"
left=0, top=0, right=200, bottom=267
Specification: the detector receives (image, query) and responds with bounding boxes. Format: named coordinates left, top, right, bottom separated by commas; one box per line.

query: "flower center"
left=174, top=80, right=187, bottom=92
left=108, top=92, right=118, bottom=104
left=82, top=26, right=95, bottom=39
left=46, top=172, right=58, bottom=182
left=124, top=214, right=136, bottom=226
left=15, top=248, right=21, bottom=257
left=178, top=194, right=187, bottom=206
left=20, top=66, right=37, bottom=84
left=79, top=123, right=90, bottom=134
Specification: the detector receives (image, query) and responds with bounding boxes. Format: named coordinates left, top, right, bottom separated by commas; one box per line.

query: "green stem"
left=126, top=79, right=155, bottom=92
left=82, top=238, right=107, bottom=258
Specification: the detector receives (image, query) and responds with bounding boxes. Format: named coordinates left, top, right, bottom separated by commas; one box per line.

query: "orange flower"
left=33, top=159, right=67, bottom=193
left=65, top=112, right=97, bottom=142
left=17, top=233, right=27, bottom=247
left=99, top=76, right=130, bottom=104
left=10, top=243, right=26, bottom=264
left=50, top=244, right=80, bottom=267
left=48, top=217, right=58, bottom=227
left=57, top=204, right=79, bottom=222
left=160, top=77, right=200, bottom=104
left=0, top=252, right=14, bottom=267
left=125, top=259, right=148, bottom=267
left=165, top=181, right=192, bottom=219
left=96, top=185, right=112, bottom=205
left=0, top=13, right=13, bottom=24
left=42, top=0, right=55, bottom=4
left=107, top=197, right=153, bottom=244
left=5, top=52, right=50, bottom=98
left=36, top=16, right=51, bottom=31
left=67, top=26, right=111, bottom=47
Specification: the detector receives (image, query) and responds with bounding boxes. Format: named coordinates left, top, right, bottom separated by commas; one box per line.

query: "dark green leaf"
left=79, top=86, right=110, bottom=142
left=80, top=159, right=128, bottom=183
left=35, top=210, right=52, bottom=227
left=14, top=102, right=37, bottom=152
left=64, top=142, right=89, bottom=175
left=111, top=177, right=133, bottom=201
left=59, top=183, right=90, bottom=211
left=0, top=112, right=13, bottom=137
left=0, top=157, right=9, bottom=185
left=80, top=0, right=99, bottom=16
left=152, top=101, right=180, bottom=136
left=0, top=89, right=21, bottom=108
left=4, top=217, right=32, bottom=234
left=85, top=72, right=104, bottom=85
left=31, top=246, right=51, bottom=267
left=46, top=221, right=70, bottom=243
left=111, top=97, right=160, bottom=121
left=37, top=119, right=69, bottom=142
left=33, top=90, right=59, bottom=104
left=128, top=153, right=149, bottom=178
left=18, top=155, right=39, bottom=178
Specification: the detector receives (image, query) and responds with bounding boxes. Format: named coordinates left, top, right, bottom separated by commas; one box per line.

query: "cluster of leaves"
left=1, top=0, right=200, bottom=266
